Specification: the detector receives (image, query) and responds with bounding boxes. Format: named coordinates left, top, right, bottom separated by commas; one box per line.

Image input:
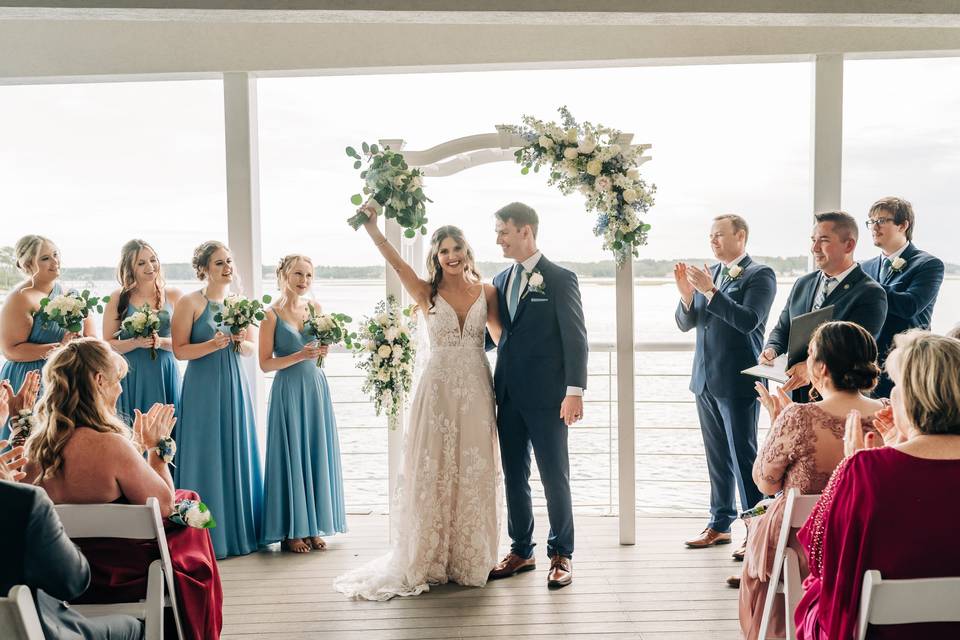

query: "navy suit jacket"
left=675, top=256, right=777, bottom=398
left=766, top=264, right=888, bottom=357
left=493, top=255, right=588, bottom=410
left=861, top=243, right=944, bottom=362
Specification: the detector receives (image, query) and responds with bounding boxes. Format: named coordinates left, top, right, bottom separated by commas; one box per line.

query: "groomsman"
left=675, top=214, right=776, bottom=549
left=761, top=211, right=887, bottom=398
left=861, top=197, right=944, bottom=398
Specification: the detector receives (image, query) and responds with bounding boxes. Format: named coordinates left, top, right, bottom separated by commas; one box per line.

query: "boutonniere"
left=725, top=265, right=744, bottom=280
left=522, top=269, right=546, bottom=298
left=890, top=257, right=907, bottom=273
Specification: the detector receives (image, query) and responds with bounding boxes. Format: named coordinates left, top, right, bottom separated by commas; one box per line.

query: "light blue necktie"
left=813, top=276, right=837, bottom=311
left=880, top=258, right=892, bottom=283
left=508, top=263, right=523, bottom=320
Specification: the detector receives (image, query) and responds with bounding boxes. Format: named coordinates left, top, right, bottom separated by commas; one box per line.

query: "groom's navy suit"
left=493, top=254, right=588, bottom=560
left=861, top=243, right=944, bottom=398
left=675, top=256, right=775, bottom=532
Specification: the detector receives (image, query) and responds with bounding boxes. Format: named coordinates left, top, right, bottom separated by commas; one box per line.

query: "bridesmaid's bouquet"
left=212, top=293, right=272, bottom=353
left=169, top=498, right=216, bottom=529
left=119, top=304, right=168, bottom=360
left=354, top=297, right=416, bottom=424
left=303, top=304, right=359, bottom=368
left=35, top=290, right=109, bottom=333
left=345, top=142, right=431, bottom=238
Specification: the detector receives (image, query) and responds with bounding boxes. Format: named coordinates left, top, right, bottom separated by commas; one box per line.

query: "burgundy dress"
left=74, top=489, right=223, bottom=640
left=795, top=447, right=960, bottom=639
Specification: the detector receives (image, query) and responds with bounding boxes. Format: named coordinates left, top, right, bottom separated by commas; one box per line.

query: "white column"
left=384, top=219, right=405, bottom=516
left=615, top=253, right=636, bottom=545
left=810, top=54, right=844, bottom=269
left=223, top=72, right=266, bottom=434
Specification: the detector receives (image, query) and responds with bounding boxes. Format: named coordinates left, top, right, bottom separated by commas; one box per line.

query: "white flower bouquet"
left=506, top=106, right=656, bottom=264
left=303, top=305, right=359, bottom=368
left=354, top=297, right=416, bottom=424
left=35, top=290, right=110, bottom=333
left=9, top=409, right=37, bottom=448
left=212, top=293, right=272, bottom=353
left=346, top=142, right=431, bottom=238
left=119, top=303, right=168, bottom=360
left=169, top=498, right=216, bottom=529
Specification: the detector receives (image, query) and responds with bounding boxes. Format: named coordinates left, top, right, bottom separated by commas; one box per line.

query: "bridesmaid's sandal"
left=282, top=538, right=311, bottom=554
left=307, top=536, right=327, bottom=550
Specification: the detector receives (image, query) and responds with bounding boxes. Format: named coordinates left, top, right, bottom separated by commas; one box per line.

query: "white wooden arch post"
left=377, top=128, right=650, bottom=545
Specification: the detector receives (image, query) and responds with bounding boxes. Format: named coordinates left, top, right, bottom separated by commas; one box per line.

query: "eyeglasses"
left=865, top=217, right=895, bottom=228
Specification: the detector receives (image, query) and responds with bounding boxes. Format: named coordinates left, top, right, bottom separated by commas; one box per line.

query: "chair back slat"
left=860, top=570, right=960, bottom=631
left=0, top=585, right=45, bottom=640
left=55, top=498, right=161, bottom=540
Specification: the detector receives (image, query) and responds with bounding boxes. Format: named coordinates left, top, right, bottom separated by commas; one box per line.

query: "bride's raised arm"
left=360, top=204, right=430, bottom=306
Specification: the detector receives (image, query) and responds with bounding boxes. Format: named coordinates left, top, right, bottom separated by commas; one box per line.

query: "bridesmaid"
left=0, top=235, right=94, bottom=439
left=259, top=254, right=347, bottom=553
left=171, top=240, right=263, bottom=559
left=103, top=239, right=183, bottom=425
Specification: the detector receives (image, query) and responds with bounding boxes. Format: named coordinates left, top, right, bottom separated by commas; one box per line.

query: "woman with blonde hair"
left=0, top=235, right=93, bottom=439
left=172, top=240, right=262, bottom=559
left=22, top=338, right=222, bottom=639
left=259, top=254, right=346, bottom=553
left=103, top=239, right=183, bottom=424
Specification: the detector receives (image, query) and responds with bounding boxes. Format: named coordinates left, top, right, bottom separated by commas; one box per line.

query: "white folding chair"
left=856, top=570, right=960, bottom=639
left=55, top=497, right=185, bottom=640
left=0, top=586, right=45, bottom=640
left=757, top=488, right=821, bottom=640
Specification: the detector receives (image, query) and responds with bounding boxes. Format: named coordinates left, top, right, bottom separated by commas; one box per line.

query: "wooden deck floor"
left=220, top=514, right=746, bottom=640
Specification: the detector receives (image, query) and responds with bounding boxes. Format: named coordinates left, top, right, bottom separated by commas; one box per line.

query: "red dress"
left=74, top=489, right=223, bottom=640
left=795, top=447, right=960, bottom=639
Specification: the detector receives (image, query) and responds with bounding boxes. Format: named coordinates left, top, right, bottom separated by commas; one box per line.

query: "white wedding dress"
left=333, top=292, right=503, bottom=600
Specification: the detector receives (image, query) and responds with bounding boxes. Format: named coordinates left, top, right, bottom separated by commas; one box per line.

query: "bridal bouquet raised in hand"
left=355, top=297, right=415, bottom=424
left=303, top=304, right=359, bottom=368
left=120, top=303, right=168, bottom=360
left=35, top=290, right=110, bottom=333
left=212, top=294, right=272, bottom=352
left=346, top=142, right=431, bottom=238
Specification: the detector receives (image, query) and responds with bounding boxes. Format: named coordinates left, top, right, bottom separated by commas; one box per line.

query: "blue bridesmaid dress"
left=261, top=310, right=347, bottom=546
left=174, top=293, right=262, bottom=559
left=0, top=282, right=65, bottom=440
left=116, top=302, right=181, bottom=425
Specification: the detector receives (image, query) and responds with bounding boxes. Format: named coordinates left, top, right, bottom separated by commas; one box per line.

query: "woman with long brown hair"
left=103, top=239, right=183, bottom=424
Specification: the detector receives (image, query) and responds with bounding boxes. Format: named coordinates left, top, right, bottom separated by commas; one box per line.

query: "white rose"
left=377, top=370, right=390, bottom=383
left=528, top=273, right=544, bottom=288
left=565, top=127, right=579, bottom=143
left=393, top=176, right=405, bottom=188
left=608, top=144, right=621, bottom=156
left=376, top=313, right=389, bottom=325
left=622, top=188, right=638, bottom=204
left=577, top=137, right=597, bottom=155
left=586, top=159, right=603, bottom=176
left=377, top=344, right=393, bottom=359
left=538, top=135, right=554, bottom=149
left=579, top=184, right=593, bottom=196
left=891, top=257, right=907, bottom=271
left=184, top=505, right=212, bottom=528
left=627, top=168, right=640, bottom=180
left=562, top=162, right=579, bottom=178
left=384, top=326, right=400, bottom=342
left=594, top=176, right=612, bottom=192
left=562, top=147, right=578, bottom=161
left=727, top=265, right=744, bottom=279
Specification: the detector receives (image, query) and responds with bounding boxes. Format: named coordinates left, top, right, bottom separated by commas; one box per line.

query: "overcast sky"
left=1, top=57, right=958, bottom=269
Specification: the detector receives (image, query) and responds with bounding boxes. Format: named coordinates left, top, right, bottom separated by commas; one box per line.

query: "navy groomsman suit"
left=676, top=255, right=776, bottom=534
left=862, top=242, right=944, bottom=398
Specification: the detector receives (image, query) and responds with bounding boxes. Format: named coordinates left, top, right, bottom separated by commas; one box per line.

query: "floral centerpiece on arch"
left=506, top=106, right=656, bottom=264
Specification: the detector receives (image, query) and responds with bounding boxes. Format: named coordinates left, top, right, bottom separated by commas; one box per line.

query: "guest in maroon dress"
left=795, top=330, right=960, bottom=639
left=24, top=338, right=222, bottom=640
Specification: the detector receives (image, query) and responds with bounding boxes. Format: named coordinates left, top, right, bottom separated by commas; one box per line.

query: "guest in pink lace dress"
left=739, top=321, right=885, bottom=639
left=794, top=330, right=960, bottom=640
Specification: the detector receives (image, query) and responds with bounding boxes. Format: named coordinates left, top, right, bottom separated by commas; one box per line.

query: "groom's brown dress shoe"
left=488, top=553, right=536, bottom=580
left=684, top=528, right=732, bottom=548
left=547, top=555, right=572, bottom=588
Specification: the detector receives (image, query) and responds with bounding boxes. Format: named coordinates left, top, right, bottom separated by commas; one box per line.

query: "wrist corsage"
left=154, top=436, right=177, bottom=465
left=10, top=409, right=38, bottom=447
left=169, top=498, right=216, bottom=529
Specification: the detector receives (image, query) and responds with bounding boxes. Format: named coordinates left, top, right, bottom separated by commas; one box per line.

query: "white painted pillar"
left=384, top=218, right=405, bottom=516
left=810, top=54, right=845, bottom=266
left=223, top=72, right=266, bottom=435
left=615, top=253, right=636, bottom=545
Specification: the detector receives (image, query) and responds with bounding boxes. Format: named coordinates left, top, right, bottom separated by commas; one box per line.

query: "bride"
left=333, top=205, right=503, bottom=600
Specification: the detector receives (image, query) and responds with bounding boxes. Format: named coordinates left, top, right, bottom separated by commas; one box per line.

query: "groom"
left=488, top=202, right=588, bottom=589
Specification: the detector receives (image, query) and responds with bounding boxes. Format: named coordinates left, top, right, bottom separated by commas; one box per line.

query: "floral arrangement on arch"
left=354, top=296, right=416, bottom=425
left=506, top=106, right=656, bottom=264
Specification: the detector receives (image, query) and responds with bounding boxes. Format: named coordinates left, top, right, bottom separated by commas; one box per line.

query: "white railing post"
left=615, top=254, right=636, bottom=544
left=810, top=53, right=844, bottom=268
left=223, top=72, right=266, bottom=437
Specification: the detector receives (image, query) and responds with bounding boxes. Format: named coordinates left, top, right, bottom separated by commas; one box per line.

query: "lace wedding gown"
left=333, top=292, right=502, bottom=600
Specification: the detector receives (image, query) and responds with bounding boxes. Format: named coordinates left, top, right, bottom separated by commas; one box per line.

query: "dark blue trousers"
left=695, top=390, right=763, bottom=533
left=497, top=392, right=574, bottom=559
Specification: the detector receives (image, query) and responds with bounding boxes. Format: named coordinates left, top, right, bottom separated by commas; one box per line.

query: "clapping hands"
left=843, top=410, right=883, bottom=457
left=0, top=440, right=27, bottom=483
left=755, top=382, right=792, bottom=424
left=0, top=370, right=40, bottom=425
left=133, top=403, right=177, bottom=455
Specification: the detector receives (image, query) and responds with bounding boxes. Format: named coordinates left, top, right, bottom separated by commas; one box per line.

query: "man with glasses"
left=861, top=197, right=944, bottom=397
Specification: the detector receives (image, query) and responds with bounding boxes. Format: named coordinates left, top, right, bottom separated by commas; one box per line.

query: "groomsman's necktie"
left=880, top=258, right=892, bottom=282
left=813, top=276, right=837, bottom=310
left=508, top=263, right=523, bottom=320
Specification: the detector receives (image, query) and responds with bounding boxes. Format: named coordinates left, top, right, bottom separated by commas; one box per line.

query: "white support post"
left=384, top=218, right=405, bottom=518
left=223, top=72, right=266, bottom=436
left=615, top=253, right=636, bottom=545
left=810, top=54, right=844, bottom=266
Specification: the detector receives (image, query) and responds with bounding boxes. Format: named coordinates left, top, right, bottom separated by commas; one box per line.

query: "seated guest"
left=739, top=321, right=885, bottom=639
left=794, top=331, right=960, bottom=639
left=24, top=338, right=222, bottom=640
left=760, top=211, right=887, bottom=401
left=1, top=477, right=143, bottom=639
left=861, top=197, right=944, bottom=398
